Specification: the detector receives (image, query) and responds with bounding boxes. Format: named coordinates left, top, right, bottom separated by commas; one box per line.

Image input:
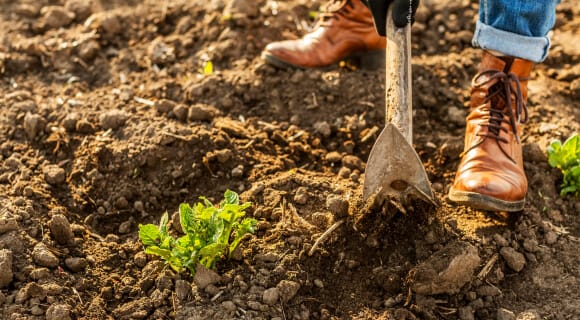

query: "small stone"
left=44, top=165, right=66, bottom=185
left=134, top=251, right=147, bottom=268
left=204, top=284, right=220, bottom=296
left=16, top=282, right=46, bottom=303
left=148, top=39, right=175, bottom=66
left=76, top=119, right=95, bottom=133
left=431, top=182, right=444, bottom=192
left=338, top=167, right=351, bottom=179
left=64, top=0, right=93, bottom=21
left=223, top=0, right=259, bottom=17
left=43, top=283, right=64, bottom=296
left=62, top=113, right=79, bottom=131
left=41, top=6, right=75, bottom=29
left=64, top=257, right=87, bottom=272
left=49, top=214, right=74, bottom=245
left=255, top=252, right=279, bottom=263
left=170, top=104, right=187, bottom=121
left=516, top=309, right=541, bottom=320
left=77, top=39, right=101, bottom=61
left=522, top=239, right=539, bottom=252
left=231, top=165, right=244, bottom=178
left=308, top=279, right=322, bottom=290
left=134, top=201, right=144, bottom=212
left=276, top=280, right=300, bottom=303
left=313, top=121, right=331, bottom=137
left=32, top=243, right=59, bottom=268
left=341, top=155, right=364, bottom=170
left=0, top=249, right=13, bottom=288
left=500, top=247, right=526, bottom=272
left=293, top=187, right=309, bottom=205
left=0, top=216, right=18, bottom=234
left=544, top=231, right=557, bottom=245
left=193, top=264, right=221, bottom=290
left=410, top=241, right=481, bottom=295
left=175, top=280, right=192, bottom=301
left=493, top=234, right=509, bottom=247
left=99, top=109, right=128, bottom=130
left=476, top=285, right=501, bottom=297
left=24, top=113, right=46, bottom=139
left=497, top=308, right=516, bottom=320
left=214, top=149, right=233, bottom=163
left=118, top=220, right=132, bottom=234
left=15, top=4, right=40, bottom=18
left=326, top=194, right=349, bottom=217
left=105, top=234, right=120, bottom=243
left=262, top=287, right=279, bottom=305
left=188, top=104, right=220, bottom=122
left=30, top=268, right=51, bottom=280
left=221, top=300, right=237, bottom=312
left=155, top=99, right=176, bottom=114
left=325, top=151, right=342, bottom=163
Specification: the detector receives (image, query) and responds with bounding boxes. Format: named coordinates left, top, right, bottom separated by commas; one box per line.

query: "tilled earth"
left=0, top=0, right=579, bottom=319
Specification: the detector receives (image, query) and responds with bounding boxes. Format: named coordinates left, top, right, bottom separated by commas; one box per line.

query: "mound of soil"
left=0, top=0, right=578, bottom=319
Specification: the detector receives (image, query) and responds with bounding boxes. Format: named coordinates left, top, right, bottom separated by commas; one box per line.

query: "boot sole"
left=448, top=190, right=525, bottom=212
left=261, top=49, right=385, bottom=70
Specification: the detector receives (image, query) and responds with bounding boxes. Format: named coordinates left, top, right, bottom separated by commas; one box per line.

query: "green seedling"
left=138, top=190, right=257, bottom=274
left=547, top=134, right=580, bottom=196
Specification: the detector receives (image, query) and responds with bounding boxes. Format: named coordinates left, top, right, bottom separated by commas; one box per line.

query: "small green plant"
left=547, top=134, right=580, bottom=196
left=138, top=190, right=257, bottom=274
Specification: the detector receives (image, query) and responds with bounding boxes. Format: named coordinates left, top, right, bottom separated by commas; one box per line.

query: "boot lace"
left=317, top=0, right=354, bottom=27
left=465, top=69, right=528, bottom=163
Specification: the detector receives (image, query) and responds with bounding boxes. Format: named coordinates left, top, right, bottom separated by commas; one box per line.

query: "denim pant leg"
left=472, top=0, right=561, bottom=62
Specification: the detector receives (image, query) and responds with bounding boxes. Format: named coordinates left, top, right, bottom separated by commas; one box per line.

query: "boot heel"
left=355, top=49, right=385, bottom=70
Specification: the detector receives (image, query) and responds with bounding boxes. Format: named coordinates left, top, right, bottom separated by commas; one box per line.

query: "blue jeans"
left=472, top=0, right=561, bottom=62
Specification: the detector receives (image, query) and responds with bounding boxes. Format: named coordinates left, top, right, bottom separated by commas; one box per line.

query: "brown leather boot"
left=448, top=51, right=533, bottom=212
left=261, top=0, right=385, bottom=69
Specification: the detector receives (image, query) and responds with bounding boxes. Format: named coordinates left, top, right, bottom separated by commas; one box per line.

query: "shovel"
left=363, top=8, right=435, bottom=207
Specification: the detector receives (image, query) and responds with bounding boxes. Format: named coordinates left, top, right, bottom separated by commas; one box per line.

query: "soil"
left=0, top=0, right=579, bottom=319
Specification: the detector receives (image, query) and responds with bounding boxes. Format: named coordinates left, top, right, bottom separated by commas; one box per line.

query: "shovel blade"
left=363, top=123, right=435, bottom=204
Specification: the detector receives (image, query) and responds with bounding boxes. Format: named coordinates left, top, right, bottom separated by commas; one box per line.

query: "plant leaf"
left=223, top=189, right=239, bottom=205
left=138, top=224, right=160, bottom=246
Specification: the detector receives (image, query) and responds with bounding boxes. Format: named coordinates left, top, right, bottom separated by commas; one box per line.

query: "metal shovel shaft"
left=362, top=8, right=435, bottom=205
left=384, top=11, right=412, bottom=143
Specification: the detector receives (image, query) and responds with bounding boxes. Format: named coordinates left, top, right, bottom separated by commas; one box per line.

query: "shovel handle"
left=385, top=6, right=412, bottom=144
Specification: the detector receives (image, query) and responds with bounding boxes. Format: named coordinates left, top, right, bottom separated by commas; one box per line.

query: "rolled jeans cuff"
left=472, top=20, right=550, bottom=63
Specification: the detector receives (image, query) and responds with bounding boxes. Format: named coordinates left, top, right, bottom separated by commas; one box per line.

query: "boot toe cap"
left=451, top=171, right=526, bottom=203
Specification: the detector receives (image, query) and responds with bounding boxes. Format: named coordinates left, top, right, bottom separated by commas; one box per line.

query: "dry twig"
left=308, top=219, right=344, bottom=256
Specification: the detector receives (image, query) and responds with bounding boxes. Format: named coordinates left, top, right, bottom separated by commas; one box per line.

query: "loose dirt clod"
left=262, top=287, right=279, bottom=305
left=23, top=113, right=46, bottom=140
left=276, top=280, right=300, bottom=303
left=44, top=165, right=66, bottom=185
left=64, top=257, right=87, bottom=272
left=32, top=243, right=59, bottom=268
left=0, top=249, right=13, bottom=288
left=49, top=214, right=74, bottom=245
left=410, top=241, right=481, bottom=295
left=188, top=103, right=221, bottom=122
left=46, top=303, right=72, bottom=320
left=500, top=247, right=526, bottom=272
left=40, top=6, right=75, bottom=29
left=194, top=264, right=221, bottom=290
left=99, top=109, right=128, bottom=130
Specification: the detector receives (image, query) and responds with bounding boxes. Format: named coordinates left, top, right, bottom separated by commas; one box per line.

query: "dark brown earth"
left=0, top=0, right=579, bottom=319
